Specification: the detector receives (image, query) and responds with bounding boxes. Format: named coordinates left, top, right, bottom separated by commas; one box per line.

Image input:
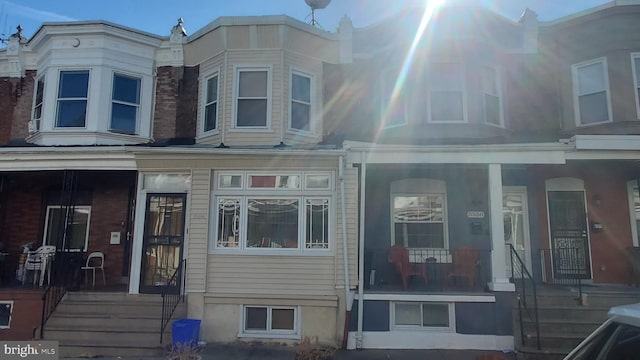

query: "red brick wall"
left=0, top=290, right=43, bottom=340
left=11, top=70, right=34, bottom=142
left=153, top=66, right=181, bottom=140
left=0, top=78, right=17, bottom=145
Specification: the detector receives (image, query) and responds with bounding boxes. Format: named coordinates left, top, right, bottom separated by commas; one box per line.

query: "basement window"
left=240, top=305, right=299, bottom=338
left=0, top=301, right=13, bottom=329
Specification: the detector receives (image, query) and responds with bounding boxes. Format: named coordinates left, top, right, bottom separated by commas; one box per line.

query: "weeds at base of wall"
left=165, top=342, right=202, bottom=360
left=295, top=337, right=335, bottom=360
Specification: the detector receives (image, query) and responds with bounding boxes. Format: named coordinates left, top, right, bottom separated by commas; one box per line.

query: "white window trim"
left=288, top=69, right=315, bottom=134
left=211, top=171, right=334, bottom=255
left=390, top=179, right=449, bottom=250
left=55, top=69, right=91, bottom=129
left=201, top=69, right=220, bottom=135
left=483, top=65, right=504, bottom=128
left=428, top=62, right=468, bottom=124
left=631, top=53, right=640, bottom=120
left=0, top=301, right=12, bottom=329
left=390, top=301, right=455, bottom=332
left=109, top=71, right=142, bottom=135
left=232, top=65, right=272, bottom=130
left=380, top=68, right=408, bottom=129
left=42, top=205, right=91, bottom=252
left=572, top=57, right=613, bottom=127
left=238, top=305, right=301, bottom=339
left=31, top=74, right=46, bottom=132
left=627, top=180, right=640, bottom=247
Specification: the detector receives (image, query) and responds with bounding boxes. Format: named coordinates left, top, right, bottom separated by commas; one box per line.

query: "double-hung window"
left=56, top=70, right=90, bottom=128
left=429, top=63, right=465, bottom=123
left=203, top=73, right=219, bottom=132
left=235, top=68, right=270, bottom=128
left=110, top=73, right=141, bottom=134
left=572, top=58, right=611, bottom=126
left=43, top=205, right=91, bottom=251
left=213, top=172, right=332, bottom=252
left=483, top=66, right=503, bottom=126
left=32, top=77, right=45, bottom=131
left=290, top=72, right=312, bottom=132
left=380, top=68, right=407, bottom=128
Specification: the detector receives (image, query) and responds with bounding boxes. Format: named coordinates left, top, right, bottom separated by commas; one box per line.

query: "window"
left=56, top=70, right=90, bottom=128
left=391, top=179, right=448, bottom=249
left=0, top=302, right=12, bottom=329
left=632, top=54, right=640, bottom=119
left=380, top=68, right=407, bottom=128
left=393, top=302, right=453, bottom=330
left=203, top=73, right=219, bottom=132
left=43, top=206, right=91, bottom=251
left=627, top=180, right=640, bottom=247
left=290, top=72, right=312, bottom=132
left=32, top=77, right=45, bottom=131
left=213, top=172, right=332, bottom=252
left=429, top=63, right=465, bottom=122
left=483, top=66, right=502, bottom=126
left=241, top=306, right=298, bottom=337
left=235, top=68, right=270, bottom=128
left=573, top=58, right=611, bottom=126
left=110, top=73, right=141, bottom=134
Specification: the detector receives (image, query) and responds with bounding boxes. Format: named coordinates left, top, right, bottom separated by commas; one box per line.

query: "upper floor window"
left=110, top=73, right=141, bottom=134
left=290, top=72, right=312, bottom=132
left=572, top=58, right=611, bottom=126
left=235, top=67, right=270, bottom=128
left=380, top=68, right=407, bottom=129
left=32, top=77, right=45, bottom=131
left=56, top=70, right=89, bottom=128
left=429, top=63, right=465, bottom=123
left=483, top=66, right=503, bottom=127
left=631, top=54, right=640, bottom=119
left=203, top=73, right=219, bottom=132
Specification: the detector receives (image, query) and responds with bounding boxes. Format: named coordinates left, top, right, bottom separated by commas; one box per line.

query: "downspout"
left=356, top=152, right=366, bottom=349
left=339, top=156, right=354, bottom=349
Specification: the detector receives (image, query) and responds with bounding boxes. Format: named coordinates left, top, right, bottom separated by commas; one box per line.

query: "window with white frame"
left=56, top=70, right=90, bottom=128
left=290, top=72, right=312, bottom=132
left=632, top=54, right=640, bottom=119
left=32, top=76, right=45, bottom=131
left=241, top=305, right=298, bottom=337
left=203, top=73, right=219, bottom=132
left=235, top=68, right=270, bottom=128
left=213, top=172, right=332, bottom=252
left=429, top=63, right=465, bottom=123
left=380, top=68, right=408, bottom=129
left=43, top=206, right=91, bottom=251
left=391, top=179, right=448, bottom=249
left=392, top=302, right=453, bottom=330
left=627, top=180, right=640, bottom=247
left=0, top=301, right=12, bottom=329
left=110, top=73, right=141, bottom=134
left=573, top=58, right=611, bottom=126
left=483, top=66, right=502, bottom=126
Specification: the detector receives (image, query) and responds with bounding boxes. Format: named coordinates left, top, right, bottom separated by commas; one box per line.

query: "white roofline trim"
left=541, top=1, right=640, bottom=26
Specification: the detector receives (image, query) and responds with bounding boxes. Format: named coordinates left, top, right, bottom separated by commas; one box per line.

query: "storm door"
left=547, top=191, right=592, bottom=280
left=503, top=188, right=531, bottom=278
left=139, top=193, right=186, bottom=294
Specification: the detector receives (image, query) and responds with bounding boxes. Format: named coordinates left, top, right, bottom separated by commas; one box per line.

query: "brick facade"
left=11, top=70, right=34, bottom=143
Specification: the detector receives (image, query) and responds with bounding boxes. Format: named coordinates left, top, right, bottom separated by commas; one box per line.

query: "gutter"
left=339, top=156, right=355, bottom=348
left=356, top=151, right=366, bottom=349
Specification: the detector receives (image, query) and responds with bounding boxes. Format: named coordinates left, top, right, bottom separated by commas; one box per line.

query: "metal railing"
left=364, top=247, right=491, bottom=293
left=160, top=259, right=186, bottom=344
left=509, top=244, right=540, bottom=350
left=39, top=285, right=67, bottom=339
left=540, top=248, right=585, bottom=303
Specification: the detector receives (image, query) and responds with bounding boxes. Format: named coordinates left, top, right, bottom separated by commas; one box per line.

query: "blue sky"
left=4, top=0, right=611, bottom=40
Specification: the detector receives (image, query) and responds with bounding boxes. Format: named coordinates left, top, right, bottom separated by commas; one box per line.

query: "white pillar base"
left=488, top=281, right=515, bottom=292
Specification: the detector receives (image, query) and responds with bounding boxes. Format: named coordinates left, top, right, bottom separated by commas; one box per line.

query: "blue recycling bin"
left=172, top=318, right=201, bottom=349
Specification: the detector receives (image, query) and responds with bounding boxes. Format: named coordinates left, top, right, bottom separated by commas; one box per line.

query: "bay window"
left=32, top=77, right=45, bottom=131
left=235, top=67, right=270, bottom=128
left=429, top=63, right=465, bottom=123
left=572, top=58, right=611, bottom=126
left=110, top=73, right=141, bottom=134
left=380, top=67, right=408, bottom=128
left=203, top=73, right=219, bottom=132
left=290, top=72, right=312, bottom=132
left=56, top=70, right=90, bottom=128
left=483, top=66, right=502, bottom=126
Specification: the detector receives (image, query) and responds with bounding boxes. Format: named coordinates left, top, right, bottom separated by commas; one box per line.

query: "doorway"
left=503, top=187, right=532, bottom=278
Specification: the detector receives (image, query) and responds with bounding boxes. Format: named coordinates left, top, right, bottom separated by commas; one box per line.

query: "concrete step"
left=532, top=306, right=609, bottom=322
left=65, top=292, right=163, bottom=302
left=55, top=301, right=164, bottom=316
left=524, top=331, right=585, bottom=349
left=45, top=328, right=162, bottom=344
left=519, top=318, right=601, bottom=335
left=46, top=308, right=186, bottom=330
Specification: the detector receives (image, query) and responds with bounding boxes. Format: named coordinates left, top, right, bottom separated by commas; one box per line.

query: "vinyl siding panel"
left=227, top=26, right=250, bottom=49
left=333, top=164, right=359, bottom=287
left=185, top=28, right=226, bottom=66
left=257, top=25, right=281, bottom=48
left=284, top=27, right=339, bottom=62
left=186, top=169, right=212, bottom=291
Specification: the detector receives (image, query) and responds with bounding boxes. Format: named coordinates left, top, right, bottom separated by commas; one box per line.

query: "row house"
left=1, top=0, right=640, bottom=355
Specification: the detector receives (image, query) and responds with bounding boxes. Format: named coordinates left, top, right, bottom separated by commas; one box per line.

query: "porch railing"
left=364, top=247, right=491, bottom=293
left=39, top=285, right=67, bottom=339
left=509, top=244, right=540, bottom=350
left=160, top=259, right=186, bottom=344
left=540, top=248, right=584, bottom=303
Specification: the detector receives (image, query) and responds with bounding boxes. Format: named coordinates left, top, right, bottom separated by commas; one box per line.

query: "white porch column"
left=488, top=163, right=515, bottom=292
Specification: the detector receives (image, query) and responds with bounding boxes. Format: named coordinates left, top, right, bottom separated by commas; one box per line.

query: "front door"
left=503, top=187, right=532, bottom=278
left=547, top=191, right=592, bottom=280
left=139, top=193, right=186, bottom=294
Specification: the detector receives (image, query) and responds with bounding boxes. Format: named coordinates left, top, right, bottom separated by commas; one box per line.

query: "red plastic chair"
left=389, top=244, right=428, bottom=289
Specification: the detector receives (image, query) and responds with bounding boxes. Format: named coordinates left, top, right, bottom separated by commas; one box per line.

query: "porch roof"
left=0, top=146, right=136, bottom=171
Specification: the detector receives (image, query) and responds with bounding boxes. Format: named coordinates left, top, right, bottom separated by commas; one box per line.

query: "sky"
left=3, top=0, right=613, bottom=41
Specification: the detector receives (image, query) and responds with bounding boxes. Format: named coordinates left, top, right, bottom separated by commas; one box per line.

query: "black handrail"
left=39, top=284, right=67, bottom=339
left=509, top=244, right=540, bottom=350
left=160, top=259, right=186, bottom=344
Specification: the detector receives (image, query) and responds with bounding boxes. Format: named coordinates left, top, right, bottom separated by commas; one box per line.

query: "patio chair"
left=22, top=245, right=56, bottom=286
left=389, top=244, right=428, bottom=289
left=447, top=246, right=479, bottom=289
left=81, top=251, right=105, bottom=288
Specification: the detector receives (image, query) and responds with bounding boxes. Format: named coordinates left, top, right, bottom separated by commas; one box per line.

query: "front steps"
left=43, top=291, right=187, bottom=357
left=515, top=285, right=640, bottom=359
